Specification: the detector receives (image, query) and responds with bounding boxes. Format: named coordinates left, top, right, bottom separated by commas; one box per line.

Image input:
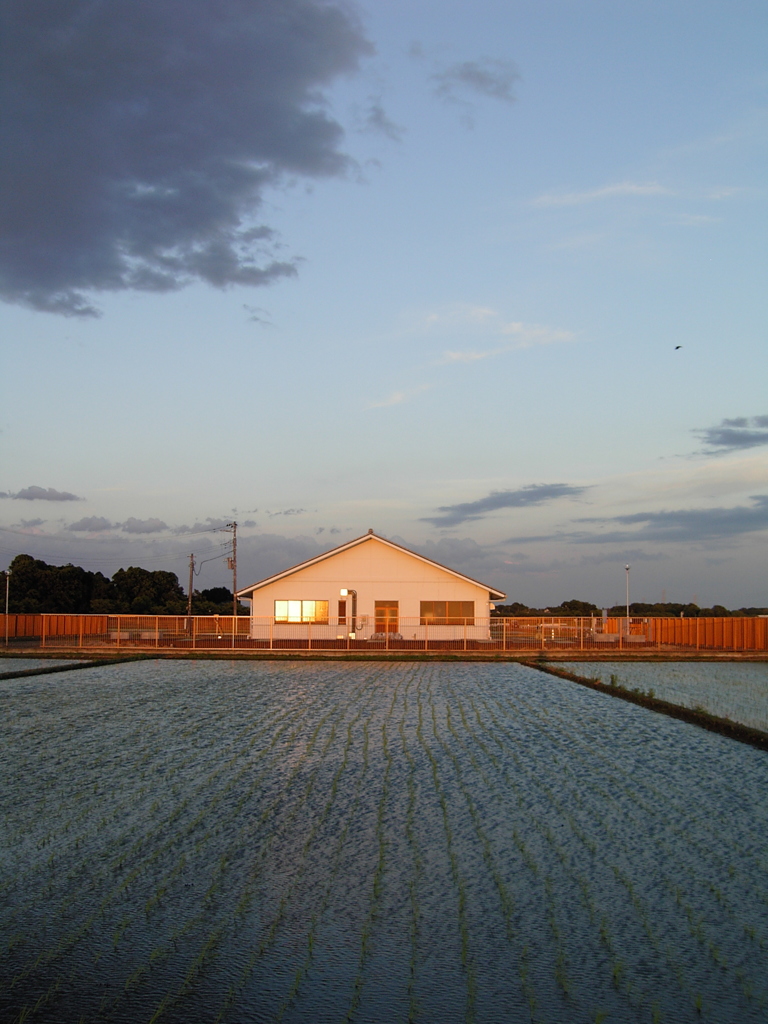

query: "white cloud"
left=438, top=319, right=575, bottom=364
left=706, top=187, right=744, bottom=200
left=422, top=305, right=496, bottom=327
left=441, top=349, right=499, bottom=364
left=368, top=390, right=407, bottom=408
left=366, top=384, right=431, bottom=410
left=532, top=181, right=673, bottom=208
left=500, top=321, right=575, bottom=346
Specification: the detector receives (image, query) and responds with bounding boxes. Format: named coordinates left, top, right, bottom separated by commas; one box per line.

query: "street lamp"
left=340, top=588, right=357, bottom=639
left=625, top=564, right=630, bottom=628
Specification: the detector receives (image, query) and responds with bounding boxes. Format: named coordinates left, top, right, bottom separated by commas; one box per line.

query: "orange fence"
left=1, top=614, right=767, bottom=652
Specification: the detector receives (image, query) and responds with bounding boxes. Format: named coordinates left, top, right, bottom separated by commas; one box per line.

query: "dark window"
left=338, top=599, right=347, bottom=625
left=420, top=601, right=474, bottom=625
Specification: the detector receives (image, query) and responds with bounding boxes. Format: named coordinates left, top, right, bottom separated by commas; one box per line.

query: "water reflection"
left=1, top=660, right=767, bottom=1023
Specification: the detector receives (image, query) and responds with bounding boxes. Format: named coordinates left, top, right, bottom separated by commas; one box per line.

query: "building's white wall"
left=245, top=538, right=493, bottom=634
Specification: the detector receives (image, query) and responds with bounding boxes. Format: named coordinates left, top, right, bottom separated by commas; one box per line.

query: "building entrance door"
left=375, top=601, right=399, bottom=633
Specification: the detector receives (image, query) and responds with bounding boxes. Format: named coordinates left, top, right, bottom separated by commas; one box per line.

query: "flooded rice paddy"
left=1, top=659, right=767, bottom=1024
left=561, top=661, right=768, bottom=733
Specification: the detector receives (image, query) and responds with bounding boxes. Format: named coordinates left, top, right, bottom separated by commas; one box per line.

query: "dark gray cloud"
left=122, top=517, right=168, bottom=534
left=1, top=0, right=372, bottom=315
left=10, top=486, right=83, bottom=501
left=173, top=517, right=239, bottom=534
left=697, top=415, right=768, bottom=452
left=571, top=495, right=768, bottom=543
left=67, top=516, right=113, bottom=532
left=577, top=549, right=667, bottom=565
left=17, top=518, right=46, bottom=528
left=503, top=534, right=566, bottom=544
left=432, top=58, right=519, bottom=104
left=423, top=483, right=587, bottom=527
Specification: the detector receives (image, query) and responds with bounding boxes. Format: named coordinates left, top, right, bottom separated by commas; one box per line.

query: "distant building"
left=236, top=529, right=505, bottom=642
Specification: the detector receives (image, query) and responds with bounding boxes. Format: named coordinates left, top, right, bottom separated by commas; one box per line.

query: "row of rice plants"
left=60, top=679, right=369, bottom=1022
left=511, top=676, right=768, bottom=898
left=137, top=690, right=373, bottom=1021
left=453, top=691, right=586, bottom=995
left=431, top=686, right=542, bottom=1021
left=2, top=692, right=304, bottom=985
left=213, top=670, right=403, bottom=1023
left=0, top=693, right=293, bottom=948
left=457, top=684, right=680, bottom=1018
left=473, top=677, right=765, bottom=1019
left=506, top=678, right=768, bottom=982
left=2, top=671, right=378, bottom=1021
left=343, top=672, right=408, bottom=1023
left=398, top=674, right=424, bottom=1024
left=448, top=683, right=621, bottom=1017
left=263, top=712, right=371, bottom=1023
left=415, top=676, right=478, bottom=1023
left=499, top=688, right=716, bottom=1007
left=143, top=670, right=391, bottom=1023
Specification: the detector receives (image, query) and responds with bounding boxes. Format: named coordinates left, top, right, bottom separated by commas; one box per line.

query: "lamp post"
left=4, top=569, right=10, bottom=647
left=625, top=564, right=630, bottom=631
left=340, top=588, right=357, bottom=639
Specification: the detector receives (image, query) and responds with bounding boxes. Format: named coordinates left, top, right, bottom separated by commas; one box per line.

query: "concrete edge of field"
left=2, top=648, right=767, bottom=665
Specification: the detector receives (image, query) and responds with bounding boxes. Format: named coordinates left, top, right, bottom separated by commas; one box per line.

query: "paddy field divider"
left=527, top=661, right=768, bottom=752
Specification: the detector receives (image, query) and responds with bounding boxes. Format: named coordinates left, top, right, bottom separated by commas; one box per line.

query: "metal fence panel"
left=1, top=614, right=766, bottom=651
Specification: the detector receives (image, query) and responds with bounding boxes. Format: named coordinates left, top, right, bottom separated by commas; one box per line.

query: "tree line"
left=2, top=555, right=247, bottom=615
left=492, top=599, right=768, bottom=618
left=3, top=555, right=764, bottom=618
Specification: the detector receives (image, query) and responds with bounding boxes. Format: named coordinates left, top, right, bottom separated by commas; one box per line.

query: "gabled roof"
left=237, top=530, right=506, bottom=601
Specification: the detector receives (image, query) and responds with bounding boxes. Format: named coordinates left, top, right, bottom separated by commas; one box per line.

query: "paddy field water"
left=560, top=661, right=768, bottom=733
left=1, top=659, right=767, bottom=1023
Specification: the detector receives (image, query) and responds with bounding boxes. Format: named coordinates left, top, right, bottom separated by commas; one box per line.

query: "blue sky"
left=1, top=0, right=766, bottom=607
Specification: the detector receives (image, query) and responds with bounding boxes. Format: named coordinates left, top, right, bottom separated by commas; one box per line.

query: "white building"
left=236, top=530, right=506, bottom=645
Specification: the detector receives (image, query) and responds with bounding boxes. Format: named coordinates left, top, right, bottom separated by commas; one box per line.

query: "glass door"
left=374, top=601, right=399, bottom=633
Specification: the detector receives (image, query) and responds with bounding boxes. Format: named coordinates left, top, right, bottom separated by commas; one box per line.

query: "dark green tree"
left=110, top=567, right=186, bottom=615
left=6, top=554, right=111, bottom=613
left=192, top=587, right=248, bottom=615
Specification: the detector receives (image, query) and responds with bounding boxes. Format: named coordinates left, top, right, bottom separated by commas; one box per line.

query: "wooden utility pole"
left=187, top=553, right=195, bottom=617
left=226, top=522, right=237, bottom=617
left=232, top=522, right=237, bottom=617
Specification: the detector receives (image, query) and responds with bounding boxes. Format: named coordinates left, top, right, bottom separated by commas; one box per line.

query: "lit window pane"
left=287, top=601, right=302, bottom=622
left=314, top=601, right=329, bottom=623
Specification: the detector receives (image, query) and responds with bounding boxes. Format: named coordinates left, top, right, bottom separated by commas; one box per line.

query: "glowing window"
left=274, top=600, right=329, bottom=623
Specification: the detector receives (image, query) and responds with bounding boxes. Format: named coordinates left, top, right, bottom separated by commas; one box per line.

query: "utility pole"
left=226, top=521, right=237, bottom=617
left=4, top=570, right=10, bottom=647
left=187, top=553, right=195, bottom=617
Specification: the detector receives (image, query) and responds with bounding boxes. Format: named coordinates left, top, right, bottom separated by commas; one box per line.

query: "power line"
left=0, top=528, right=230, bottom=569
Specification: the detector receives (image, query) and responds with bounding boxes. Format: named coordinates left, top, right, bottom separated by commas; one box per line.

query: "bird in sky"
left=675, top=345, right=683, bottom=350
